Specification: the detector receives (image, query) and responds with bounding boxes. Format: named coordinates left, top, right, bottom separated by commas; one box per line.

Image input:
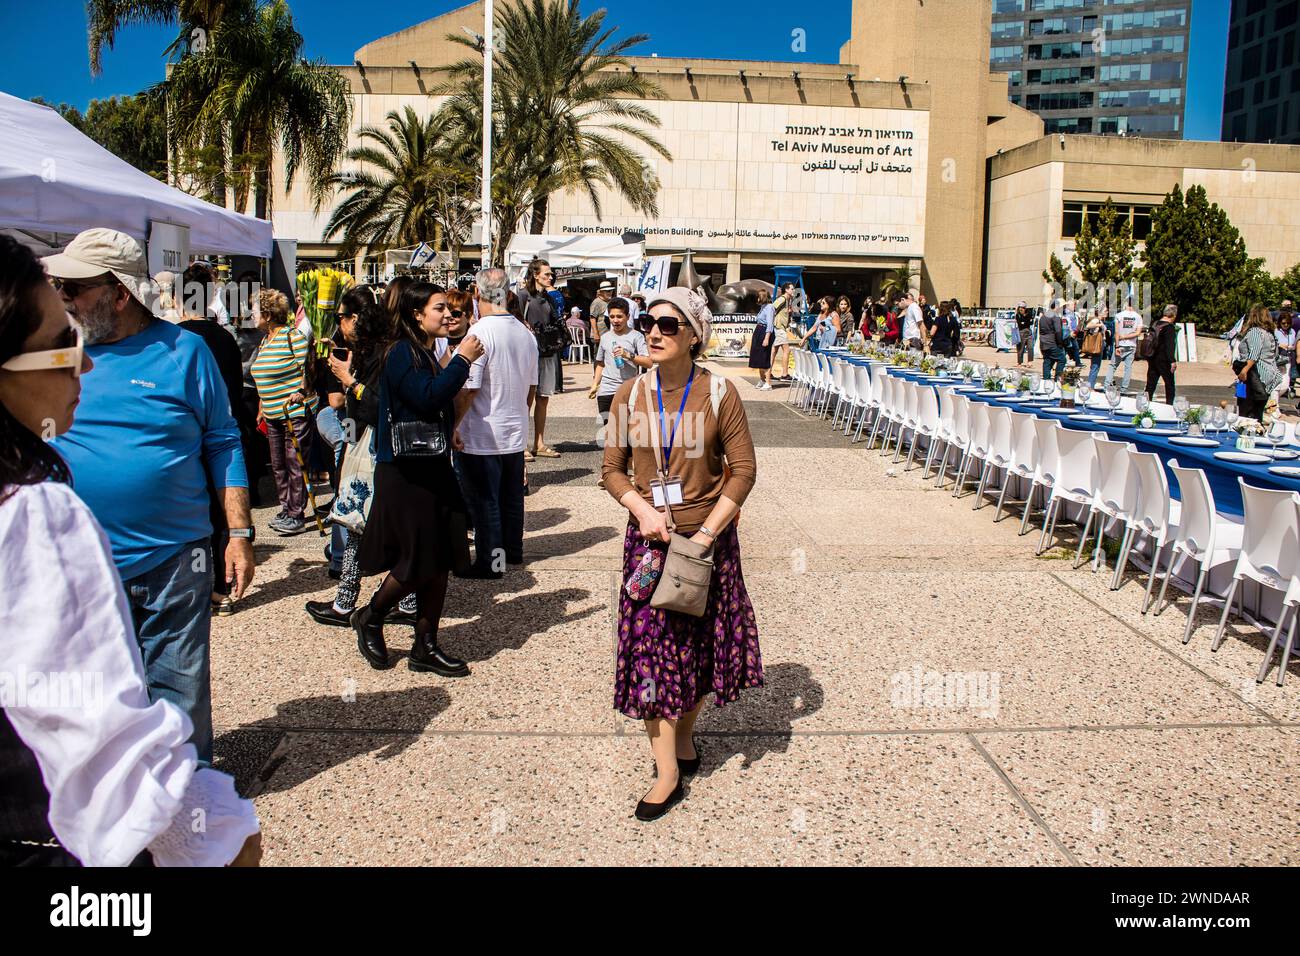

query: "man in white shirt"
left=587, top=297, right=650, bottom=423
left=1105, top=297, right=1145, bottom=392
left=902, top=292, right=924, bottom=350
left=454, top=267, right=538, bottom=579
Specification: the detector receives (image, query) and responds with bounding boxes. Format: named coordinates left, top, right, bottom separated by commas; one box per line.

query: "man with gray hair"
left=453, top=268, right=538, bottom=579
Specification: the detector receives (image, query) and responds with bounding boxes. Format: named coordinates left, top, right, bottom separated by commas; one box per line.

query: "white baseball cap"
left=42, top=228, right=155, bottom=310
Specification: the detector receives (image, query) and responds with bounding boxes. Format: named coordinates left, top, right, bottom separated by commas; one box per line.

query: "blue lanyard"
left=656, top=366, right=696, bottom=468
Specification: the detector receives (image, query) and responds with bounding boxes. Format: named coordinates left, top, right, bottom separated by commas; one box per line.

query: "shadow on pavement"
left=695, top=662, right=824, bottom=772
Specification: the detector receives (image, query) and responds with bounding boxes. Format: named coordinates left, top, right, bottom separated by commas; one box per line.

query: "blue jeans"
left=1087, top=355, right=1105, bottom=388
left=1105, top=348, right=1136, bottom=391
left=1042, top=347, right=1067, bottom=382
left=317, top=406, right=347, bottom=573
left=456, top=452, right=526, bottom=571
left=123, top=540, right=214, bottom=765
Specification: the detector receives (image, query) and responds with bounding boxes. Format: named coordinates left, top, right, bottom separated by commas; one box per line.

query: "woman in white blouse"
left=0, top=234, right=261, bottom=866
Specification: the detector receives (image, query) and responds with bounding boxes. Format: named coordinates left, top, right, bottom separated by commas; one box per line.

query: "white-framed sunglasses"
left=1, top=326, right=84, bottom=378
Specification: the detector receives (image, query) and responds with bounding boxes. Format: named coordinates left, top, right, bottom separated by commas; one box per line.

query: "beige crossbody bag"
left=641, top=367, right=715, bottom=617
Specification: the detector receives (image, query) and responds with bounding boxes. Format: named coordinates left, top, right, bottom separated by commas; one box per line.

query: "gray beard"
left=75, top=295, right=122, bottom=345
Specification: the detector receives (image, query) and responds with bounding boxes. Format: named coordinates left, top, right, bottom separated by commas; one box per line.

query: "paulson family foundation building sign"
left=547, top=103, right=929, bottom=260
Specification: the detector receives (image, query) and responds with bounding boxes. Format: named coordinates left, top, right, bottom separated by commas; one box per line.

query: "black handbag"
left=1232, top=359, right=1269, bottom=403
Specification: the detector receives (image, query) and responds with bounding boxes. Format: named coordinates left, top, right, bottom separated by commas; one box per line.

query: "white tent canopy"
left=504, top=234, right=644, bottom=274
left=0, top=92, right=272, bottom=258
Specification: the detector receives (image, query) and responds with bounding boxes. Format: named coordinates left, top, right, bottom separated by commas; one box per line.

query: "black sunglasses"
left=449, top=309, right=465, bottom=318
left=635, top=313, right=680, bottom=336
left=53, top=276, right=117, bottom=298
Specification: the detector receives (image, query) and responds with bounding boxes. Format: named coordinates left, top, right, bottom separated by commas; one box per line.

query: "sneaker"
left=270, top=515, right=307, bottom=536
left=757, top=383, right=773, bottom=391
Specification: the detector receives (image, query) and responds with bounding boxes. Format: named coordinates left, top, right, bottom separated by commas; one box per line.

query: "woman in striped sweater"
left=251, top=289, right=316, bottom=535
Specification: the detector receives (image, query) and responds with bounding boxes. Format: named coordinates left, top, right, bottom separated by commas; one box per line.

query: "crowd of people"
left=1009, top=296, right=1298, bottom=421
left=0, top=229, right=766, bottom=863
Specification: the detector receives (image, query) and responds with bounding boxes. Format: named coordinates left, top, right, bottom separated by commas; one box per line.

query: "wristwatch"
left=228, top=527, right=256, bottom=542
left=698, top=526, right=716, bottom=539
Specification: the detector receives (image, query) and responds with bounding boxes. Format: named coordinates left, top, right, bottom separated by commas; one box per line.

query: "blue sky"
left=0, top=0, right=1230, bottom=140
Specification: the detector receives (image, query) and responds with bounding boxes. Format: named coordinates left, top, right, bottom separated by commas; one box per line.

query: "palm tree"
left=85, top=0, right=232, bottom=73
left=880, top=266, right=919, bottom=301
left=434, top=0, right=670, bottom=259
left=323, top=107, right=476, bottom=262
left=157, top=0, right=350, bottom=220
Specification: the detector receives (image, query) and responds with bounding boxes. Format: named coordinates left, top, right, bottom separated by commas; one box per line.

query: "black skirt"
left=747, top=326, right=772, bottom=370
left=358, top=458, right=470, bottom=582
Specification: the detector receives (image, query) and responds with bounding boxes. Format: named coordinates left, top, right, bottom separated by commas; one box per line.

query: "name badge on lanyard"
left=650, top=478, right=685, bottom=507
left=653, top=366, right=695, bottom=509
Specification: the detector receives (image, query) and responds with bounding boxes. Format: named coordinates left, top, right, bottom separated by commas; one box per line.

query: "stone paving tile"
left=975, top=727, right=1300, bottom=866
left=250, top=732, right=1066, bottom=866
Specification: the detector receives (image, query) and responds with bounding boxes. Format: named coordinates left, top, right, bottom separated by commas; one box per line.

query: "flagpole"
left=480, top=0, right=494, bottom=266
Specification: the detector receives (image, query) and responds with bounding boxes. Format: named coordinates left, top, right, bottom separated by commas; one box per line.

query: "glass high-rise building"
left=1221, top=0, right=1300, bottom=144
left=990, top=0, right=1191, bottom=138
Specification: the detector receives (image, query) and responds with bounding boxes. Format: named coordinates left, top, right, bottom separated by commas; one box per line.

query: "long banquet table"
left=834, top=354, right=1300, bottom=517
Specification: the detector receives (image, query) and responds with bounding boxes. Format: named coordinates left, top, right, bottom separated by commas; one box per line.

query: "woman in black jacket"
left=350, top=282, right=483, bottom=674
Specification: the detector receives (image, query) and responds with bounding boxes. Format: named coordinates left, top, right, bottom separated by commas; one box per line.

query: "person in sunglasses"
left=440, top=289, right=472, bottom=364
left=46, top=228, right=253, bottom=768
left=0, top=235, right=261, bottom=866
left=602, top=287, right=762, bottom=822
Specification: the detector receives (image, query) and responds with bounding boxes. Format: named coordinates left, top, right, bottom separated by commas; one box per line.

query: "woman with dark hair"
left=930, top=300, right=960, bottom=357
left=305, top=295, right=416, bottom=628
left=801, top=297, right=839, bottom=352
left=351, top=282, right=484, bottom=673
left=602, top=287, right=761, bottom=821
left=859, top=297, right=875, bottom=340
left=1236, top=304, right=1282, bottom=421
left=521, top=258, right=565, bottom=459
left=0, top=235, right=261, bottom=866
left=835, top=295, right=854, bottom=342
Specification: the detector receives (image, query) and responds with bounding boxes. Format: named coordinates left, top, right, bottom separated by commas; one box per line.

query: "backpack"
left=1137, top=325, right=1160, bottom=360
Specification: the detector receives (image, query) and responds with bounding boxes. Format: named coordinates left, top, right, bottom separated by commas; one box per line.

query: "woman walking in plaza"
left=747, top=288, right=775, bottom=389
left=1235, top=304, right=1282, bottom=422
left=250, top=288, right=316, bottom=536
left=1082, top=307, right=1110, bottom=388
left=603, top=287, right=762, bottom=822
left=352, top=282, right=483, bottom=674
left=929, top=300, right=960, bottom=357
left=1144, top=304, right=1179, bottom=403
left=0, top=236, right=261, bottom=866
left=305, top=295, right=418, bottom=629
left=521, top=258, right=565, bottom=459
left=802, top=297, right=839, bottom=352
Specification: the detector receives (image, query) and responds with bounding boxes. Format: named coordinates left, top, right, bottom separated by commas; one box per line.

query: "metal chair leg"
left=1110, top=526, right=1134, bottom=590
left=935, top=443, right=952, bottom=488
left=1141, top=537, right=1161, bottom=614
left=1209, top=577, right=1240, bottom=651
left=1183, top=566, right=1210, bottom=645
left=1256, top=605, right=1292, bottom=683
left=973, top=460, right=992, bottom=510
left=1018, top=483, right=1036, bottom=536
left=1036, top=497, right=1057, bottom=554
left=1276, top=610, right=1298, bottom=687
left=1074, top=508, right=1096, bottom=568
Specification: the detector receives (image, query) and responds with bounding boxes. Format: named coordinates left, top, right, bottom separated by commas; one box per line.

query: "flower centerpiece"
left=1182, top=404, right=1206, bottom=437
left=1058, top=365, right=1083, bottom=407
left=1131, top=410, right=1158, bottom=430
left=1232, top=417, right=1264, bottom=450
left=982, top=371, right=1003, bottom=392
left=1016, top=375, right=1032, bottom=395
left=958, top=361, right=974, bottom=383
left=919, top=356, right=937, bottom=374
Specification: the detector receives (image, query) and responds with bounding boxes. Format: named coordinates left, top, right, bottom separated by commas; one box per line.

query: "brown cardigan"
left=602, top=367, right=757, bottom=533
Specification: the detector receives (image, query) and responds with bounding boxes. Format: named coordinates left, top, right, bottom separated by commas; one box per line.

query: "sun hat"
left=598, top=279, right=616, bottom=292
left=42, top=228, right=155, bottom=310
left=646, top=287, right=712, bottom=346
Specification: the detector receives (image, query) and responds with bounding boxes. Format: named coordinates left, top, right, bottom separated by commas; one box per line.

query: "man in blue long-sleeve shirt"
left=47, top=229, right=255, bottom=764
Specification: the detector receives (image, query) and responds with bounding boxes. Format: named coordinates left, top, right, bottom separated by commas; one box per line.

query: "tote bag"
left=330, top=427, right=377, bottom=534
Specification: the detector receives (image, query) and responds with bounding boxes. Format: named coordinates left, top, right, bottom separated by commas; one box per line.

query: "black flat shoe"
left=408, top=631, right=470, bottom=677
left=635, top=777, right=684, bottom=822
left=350, top=606, right=393, bottom=670
left=305, top=600, right=351, bottom=628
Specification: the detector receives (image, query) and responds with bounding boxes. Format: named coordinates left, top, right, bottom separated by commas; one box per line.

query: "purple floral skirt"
left=614, top=522, right=763, bottom=720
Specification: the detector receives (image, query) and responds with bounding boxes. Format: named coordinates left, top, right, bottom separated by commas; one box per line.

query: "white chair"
left=1019, top=419, right=1060, bottom=537
left=934, top=392, right=971, bottom=488
left=1209, top=481, right=1300, bottom=661
left=1075, top=437, right=1139, bottom=571
left=1036, top=426, right=1099, bottom=555
left=815, top=354, right=837, bottom=417
left=892, top=381, right=922, bottom=462
left=832, top=360, right=856, bottom=430
left=854, top=367, right=883, bottom=443
left=952, top=401, right=993, bottom=499
left=925, top=388, right=959, bottom=479
left=846, top=365, right=874, bottom=438
left=1153, top=461, right=1244, bottom=647
left=907, top=385, right=941, bottom=471
left=788, top=350, right=809, bottom=405
left=567, top=325, right=591, bottom=364
left=1257, top=497, right=1300, bottom=686
left=1125, top=450, right=1182, bottom=611
left=995, top=410, right=1039, bottom=523
left=825, top=360, right=846, bottom=422
left=973, top=404, right=1014, bottom=510
left=866, top=374, right=898, bottom=449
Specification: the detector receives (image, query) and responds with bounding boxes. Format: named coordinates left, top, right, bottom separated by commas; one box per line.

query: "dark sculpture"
left=673, top=248, right=775, bottom=315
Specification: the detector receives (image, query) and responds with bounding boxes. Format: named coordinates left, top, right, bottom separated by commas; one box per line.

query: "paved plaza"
left=214, top=359, right=1300, bottom=866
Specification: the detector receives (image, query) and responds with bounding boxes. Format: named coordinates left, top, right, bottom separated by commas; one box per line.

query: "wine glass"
left=1136, top=392, right=1150, bottom=415
left=1105, top=383, right=1121, bottom=417
left=1077, top=381, right=1092, bottom=409
left=1173, top=396, right=1190, bottom=426
left=1267, top=419, right=1287, bottom=444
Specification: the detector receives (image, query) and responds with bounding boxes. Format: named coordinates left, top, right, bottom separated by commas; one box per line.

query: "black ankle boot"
left=408, top=630, right=470, bottom=677
left=351, top=605, right=392, bottom=670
